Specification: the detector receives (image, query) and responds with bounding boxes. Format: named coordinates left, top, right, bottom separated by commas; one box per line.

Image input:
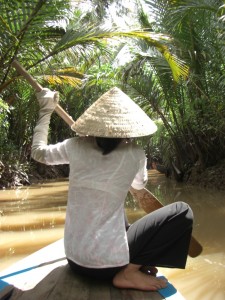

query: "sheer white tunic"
left=31, top=110, right=148, bottom=268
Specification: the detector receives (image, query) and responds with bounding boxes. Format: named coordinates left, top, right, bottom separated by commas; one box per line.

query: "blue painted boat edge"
left=0, top=257, right=66, bottom=281
left=157, top=274, right=185, bottom=300
left=0, top=239, right=65, bottom=292
left=0, top=279, right=10, bottom=291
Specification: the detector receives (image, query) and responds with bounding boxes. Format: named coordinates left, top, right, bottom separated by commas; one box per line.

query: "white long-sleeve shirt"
left=32, top=110, right=148, bottom=268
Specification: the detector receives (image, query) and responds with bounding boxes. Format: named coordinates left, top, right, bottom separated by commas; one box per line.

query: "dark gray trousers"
left=68, top=201, right=193, bottom=280
left=127, top=201, right=193, bottom=268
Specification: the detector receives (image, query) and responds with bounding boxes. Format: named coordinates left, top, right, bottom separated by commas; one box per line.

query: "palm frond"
left=122, top=31, right=189, bottom=81
left=163, top=50, right=189, bottom=81
left=43, top=67, right=85, bottom=88
left=0, top=0, right=71, bottom=63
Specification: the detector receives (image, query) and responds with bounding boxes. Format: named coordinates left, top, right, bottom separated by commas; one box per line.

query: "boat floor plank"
left=0, top=265, right=164, bottom=299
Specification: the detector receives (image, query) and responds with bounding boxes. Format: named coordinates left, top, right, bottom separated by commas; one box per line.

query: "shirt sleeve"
left=131, top=156, right=148, bottom=190
left=31, top=109, right=69, bottom=165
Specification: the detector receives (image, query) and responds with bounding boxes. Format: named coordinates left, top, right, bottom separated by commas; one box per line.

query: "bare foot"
left=113, top=264, right=167, bottom=291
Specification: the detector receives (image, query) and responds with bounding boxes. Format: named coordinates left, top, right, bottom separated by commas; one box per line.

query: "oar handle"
left=129, top=187, right=203, bottom=258
left=12, top=60, right=75, bottom=127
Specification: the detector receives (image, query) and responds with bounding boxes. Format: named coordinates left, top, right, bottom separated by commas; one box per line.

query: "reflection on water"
left=0, top=171, right=224, bottom=299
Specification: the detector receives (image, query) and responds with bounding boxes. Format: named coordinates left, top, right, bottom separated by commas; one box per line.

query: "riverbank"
left=186, top=159, right=225, bottom=191
left=1, top=159, right=225, bottom=190
left=28, top=158, right=225, bottom=191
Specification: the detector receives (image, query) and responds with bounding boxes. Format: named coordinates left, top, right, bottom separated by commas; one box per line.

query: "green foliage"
left=0, top=0, right=224, bottom=186
left=0, top=98, right=10, bottom=150
left=121, top=0, right=225, bottom=172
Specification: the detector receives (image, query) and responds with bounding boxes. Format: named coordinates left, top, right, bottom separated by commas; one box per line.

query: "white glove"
left=36, top=88, right=59, bottom=111
left=32, top=88, right=59, bottom=158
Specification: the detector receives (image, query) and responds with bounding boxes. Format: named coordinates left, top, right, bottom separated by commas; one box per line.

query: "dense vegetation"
left=0, top=0, right=224, bottom=188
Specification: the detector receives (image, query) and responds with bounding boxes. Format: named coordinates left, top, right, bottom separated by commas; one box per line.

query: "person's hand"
left=36, top=88, right=59, bottom=111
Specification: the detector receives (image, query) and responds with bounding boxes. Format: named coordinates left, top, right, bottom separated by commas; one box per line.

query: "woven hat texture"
left=72, top=87, right=157, bottom=137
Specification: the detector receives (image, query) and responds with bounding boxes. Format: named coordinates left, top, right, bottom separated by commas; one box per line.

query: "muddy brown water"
left=0, top=170, right=224, bottom=300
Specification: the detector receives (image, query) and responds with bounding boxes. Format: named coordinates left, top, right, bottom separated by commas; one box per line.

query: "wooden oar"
left=129, top=187, right=203, bottom=258
left=11, top=60, right=74, bottom=127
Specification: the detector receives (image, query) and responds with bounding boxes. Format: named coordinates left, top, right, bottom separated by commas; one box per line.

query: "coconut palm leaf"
left=0, top=0, right=189, bottom=95
left=42, top=67, right=85, bottom=88
left=0, top=0, right=70, bottom=64
left=0, top=0, right=71, bottom=87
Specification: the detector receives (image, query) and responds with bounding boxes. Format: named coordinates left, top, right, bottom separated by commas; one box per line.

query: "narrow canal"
left=0, top=170, right=224, bottom=300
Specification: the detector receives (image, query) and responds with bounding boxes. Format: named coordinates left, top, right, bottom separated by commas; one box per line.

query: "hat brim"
left=71, top=87, right=157, bottom=138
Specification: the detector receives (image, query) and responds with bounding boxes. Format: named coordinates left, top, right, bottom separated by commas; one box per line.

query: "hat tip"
left=109, top=86, right=120, bottom=93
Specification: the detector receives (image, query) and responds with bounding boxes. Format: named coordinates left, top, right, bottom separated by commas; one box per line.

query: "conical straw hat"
left=72, top=87, right=157, bottom=137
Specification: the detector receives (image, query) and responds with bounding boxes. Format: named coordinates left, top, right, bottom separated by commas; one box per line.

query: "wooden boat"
left=0, top=239, right=185, bottom=300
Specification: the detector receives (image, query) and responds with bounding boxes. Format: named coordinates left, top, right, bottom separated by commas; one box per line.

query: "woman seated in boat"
left=31, top=87, right=193, bottom=291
